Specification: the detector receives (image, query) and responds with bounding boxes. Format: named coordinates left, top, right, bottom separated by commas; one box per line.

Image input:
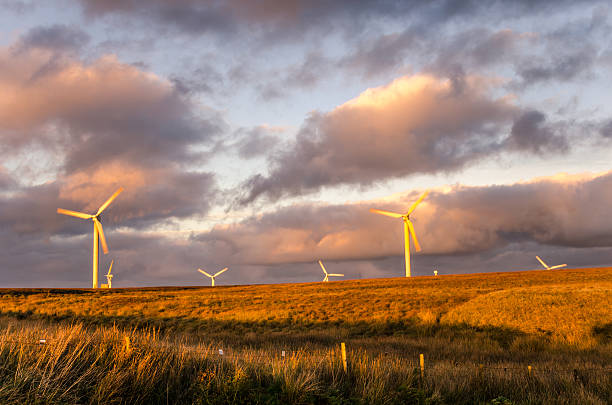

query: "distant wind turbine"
left=536, top=256, right=567, bottom=270
left=319, top=260, right=344, bottom=282
left=101, top=260, right=114, bottom=288
left=198, top=267, right=228, bottom=286
left=370, top=191, right=428, bottom=277
left=57, top=188, right=123, bottom=288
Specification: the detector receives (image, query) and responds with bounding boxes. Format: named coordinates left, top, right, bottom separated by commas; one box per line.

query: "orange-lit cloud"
left=0, top=39, right=220, bottom=233
left=204, top=170, right=612, bottom=265
left=240, top=73, right=569, bottom=204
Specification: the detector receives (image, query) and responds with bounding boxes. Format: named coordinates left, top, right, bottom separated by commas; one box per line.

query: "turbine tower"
left=319, top=260, right=344, bottom=282
left=198, top=267, right=228, bottom=286
left=370, top=190, right=428, bottom=277
left=57, top=187, right=123, bottom=288
left=536, top=256, right=567, bottom=270
left=101, top=260, right=114, bottom=288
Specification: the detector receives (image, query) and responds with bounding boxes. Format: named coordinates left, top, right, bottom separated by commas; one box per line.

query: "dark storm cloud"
left=15, top=24, right=90, bottom=53
left=512, top=10, right=608, bottom=87
left=238, top=73, right=577, bottom=205
left=426, top=29, right=530, bottom=76
left=506, top=110, right=568, bottom=153
left=340, top=27, right=529, bottom=80
left=198, top=171, right=612, bottom=266
left=0, top=37, right=225, bottom=171
left=0, top=0, right=33, bottom=14
left=170, top=64, right=223, bottom=96
left=516, top=47, right=598, bottom=86
left=0, top=166, right=16, bottom=189
left=0, top=36, right=221, bottom=234
left=600, top=119, right=612, bottom=138
left=233, top=126, right=280, bottom=159
left=338, top=29, right=421, bottom=78
left=247, top=52, right=334, bottom=101
left=3, top=171, right=612, bottom=287
left=75, top=0, right=593, bottom=40
left=0, top=169, right=216, bottom=237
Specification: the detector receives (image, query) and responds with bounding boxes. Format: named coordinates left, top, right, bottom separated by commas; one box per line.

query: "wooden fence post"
left=341, top=342, right=347, bottom=373
left=419, top=353, right=425, bottom=380
left=124, top=336, right=131, bottom=354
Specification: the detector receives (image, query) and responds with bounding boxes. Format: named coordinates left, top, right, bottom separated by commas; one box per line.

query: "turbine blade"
left=96, top=187, right=124, bottom=216
left=370, top=208, right=403, bottom=218
left=57, top=208, right=92, bottom=219
left=214, top=267, right=228, bottom=277
left=407, top=190, right=429, bottom=215
left=108, top=260, right=114, bottom=275
left=94, top=219, right=109, bottom=254
left=549, top=264, right=567, bottom=269
left=407, top=220, right=421, bottom=252
left=535, top=256, right=548, bottom=269
left=329, top=274, right=344, bottom=277
left=198, top=269, right=212, bottom=278
left=318, top=260, right=328, bottom=275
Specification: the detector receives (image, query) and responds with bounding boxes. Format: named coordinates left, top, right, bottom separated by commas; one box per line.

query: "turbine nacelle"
left=536, top=256, right=567, bottom=270
left=370, top=190, right=428, bottom=277
left=103, top=260, right=114, bottom=288
left=57, top=187, right=123, bottom=288
left=198, top=267, right=228, bottom=286
left=318, top=260, right=344, bottom=282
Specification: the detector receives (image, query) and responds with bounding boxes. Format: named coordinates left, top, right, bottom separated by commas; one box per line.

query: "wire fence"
left=3, top=337, right=612, bottom=376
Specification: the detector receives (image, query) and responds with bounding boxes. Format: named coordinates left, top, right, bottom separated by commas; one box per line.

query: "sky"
left=1, top=0, right=612, bottom=287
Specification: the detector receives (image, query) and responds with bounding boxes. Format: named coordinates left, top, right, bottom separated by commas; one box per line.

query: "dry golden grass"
left=1, top=267, right=610, bottom=345
left=0, top=268, right=611, bottom=403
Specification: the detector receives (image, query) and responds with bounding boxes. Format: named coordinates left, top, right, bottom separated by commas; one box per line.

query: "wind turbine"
left=101, top=260, right=114, bottom=288
left=536, top=256, right=567, bottom=270
left=198, top=267, right=228, bottom=286
left=370, top=191, right=428, bottom=278
left=319, top=260, right=344, bottom=282
left=57, top=188, right=123, bottom=288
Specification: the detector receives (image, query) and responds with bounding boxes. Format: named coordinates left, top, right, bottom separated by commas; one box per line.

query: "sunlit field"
left=1, top=268, right=611, bottom=404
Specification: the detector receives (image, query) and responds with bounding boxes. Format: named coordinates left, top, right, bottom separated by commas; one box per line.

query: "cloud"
left=14, top=24, right=90, bottom=53
left=516, top=47, right=598, bottom=86
left=197, top=170, right=612, bottom=267
left=233, top=126, right=281, bottom=159
left=0, top=37, right=221, bottom=233
left=601, top=119, right=612, bottom=138
left=338, top=29, right=420, bottom=78
left=0, top=166, right=16, bottom=190
left=3, top=171, right=612, bottom=287
left=75, top=0, right=594, bottom=41
left=239, top=73, right=576, bottom=204
left=0, top=46, right=223, bottom=168
left=506, top=110, right=568, bottom=153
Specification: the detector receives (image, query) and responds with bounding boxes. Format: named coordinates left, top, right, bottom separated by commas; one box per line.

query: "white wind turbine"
left=57, top=188, right=123, bottom=288
left=370, top=191, right=428, bottom=278
left=101, top=260, right=114, bottom=289
left=319, top=260, right=344, bottom=282
left=198, top=267, right=228, bottom=286
left=536, top=256, right=567, bottom=270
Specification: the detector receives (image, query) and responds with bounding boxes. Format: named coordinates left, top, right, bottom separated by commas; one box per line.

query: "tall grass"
left=0, top=318, right=610, bottom=404
left=0, top=268, right=611, bottom=403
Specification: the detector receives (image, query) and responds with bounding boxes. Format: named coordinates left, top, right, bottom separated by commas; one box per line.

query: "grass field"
left=0, top=268, right=611, bottom=404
